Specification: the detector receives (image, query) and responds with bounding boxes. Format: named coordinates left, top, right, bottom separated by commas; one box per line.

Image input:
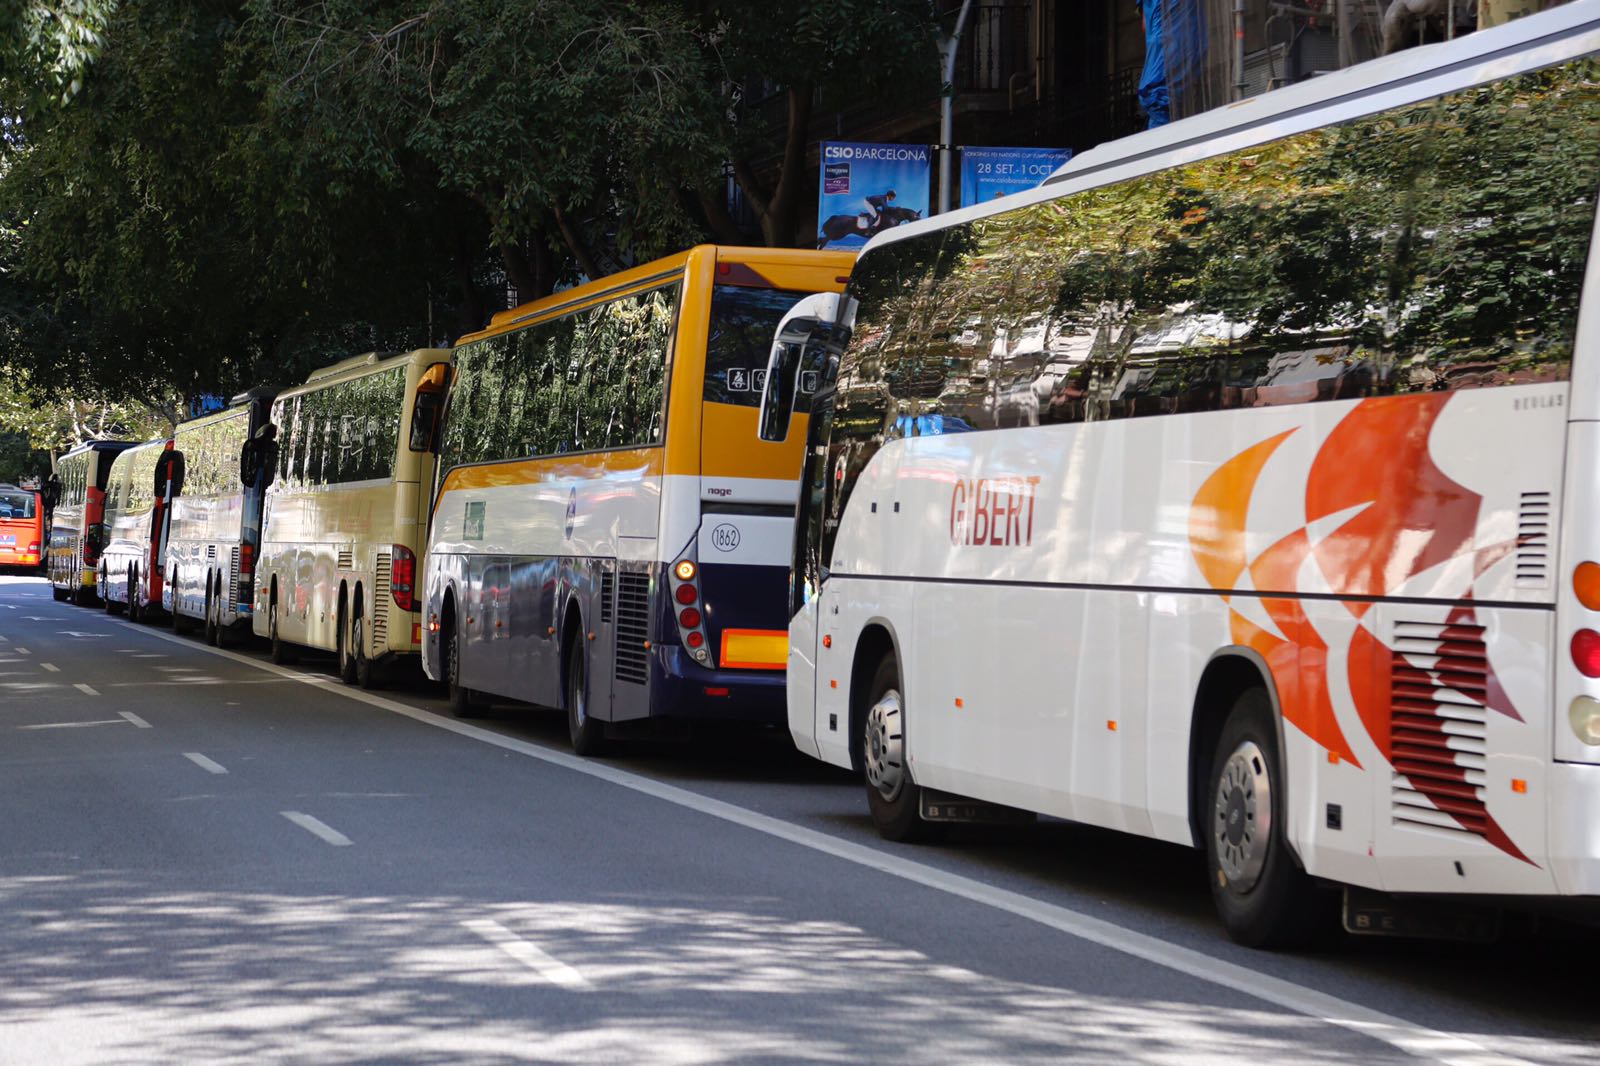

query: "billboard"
left=958, top=146, right=1073, bottom=208
left=816, top=141, right=930, bottom=250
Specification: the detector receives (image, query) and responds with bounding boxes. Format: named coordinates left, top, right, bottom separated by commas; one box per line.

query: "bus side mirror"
left=158, top=451, right=186, bottom=498
left=239, top=425, right=277, bottom=489
left=759, top=293, right=849, bottom=444
left=42, top=474, right=61, bottom=510
left=410, top=362, right=452, bottom=453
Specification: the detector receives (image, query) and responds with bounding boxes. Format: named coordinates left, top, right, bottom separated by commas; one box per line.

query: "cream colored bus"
left=100, top=437, right=178, bottom=622
left=251, top=349, right=451, bottom=688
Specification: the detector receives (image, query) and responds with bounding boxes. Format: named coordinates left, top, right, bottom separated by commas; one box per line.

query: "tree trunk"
left=552, top=204, right=603, bottom=281
left=499, top=240, right=542, bottom=306
left=454, top=232, right=488, bottom=336
left=685, top=186, right=747, bottom=245
left=759, top=82, right=814, bottom=247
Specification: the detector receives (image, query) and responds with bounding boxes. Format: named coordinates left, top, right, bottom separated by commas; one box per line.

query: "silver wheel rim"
left=1214, top=740, right=1272, bottom=892
left=572, top=655, right=587, bottom=727
left=864, top=688, right=905, bottom=801
left=353, top=617, right=364, bottom=669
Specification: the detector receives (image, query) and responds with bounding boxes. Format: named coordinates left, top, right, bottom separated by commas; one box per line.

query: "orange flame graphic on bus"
left=1189, top=394, right=1530, bottom=863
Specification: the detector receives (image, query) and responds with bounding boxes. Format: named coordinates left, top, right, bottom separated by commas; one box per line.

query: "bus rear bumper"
left=652, top=645, right=786, bottom=724
left=1549, top=759, right=1600, bottom=896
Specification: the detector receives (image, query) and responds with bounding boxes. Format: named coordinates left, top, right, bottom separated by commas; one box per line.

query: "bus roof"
left=867, top=0, right=1600, bottom=252
left=58, top=439, right=136, bottom=461
left=457, top=245, right=855, bottom=347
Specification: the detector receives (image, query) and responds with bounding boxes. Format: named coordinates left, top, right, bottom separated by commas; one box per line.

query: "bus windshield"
left=0, top=489, right=36, bottom=520
left=704, top=285, right=811, bottom=406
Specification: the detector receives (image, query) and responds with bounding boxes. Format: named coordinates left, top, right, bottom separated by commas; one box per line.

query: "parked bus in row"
left=46, top=440, right=135, bottom=604
left=0, top=483, right=46, bottom=573
left=760, top=6, right=1600, bottom=946
left=251, top=348, right=451, bottom=687
left=165, top=388, right=278, bottom=644
left=420, top=246, right=853, bottom=754
left=99, top=438, right=180, bottom=622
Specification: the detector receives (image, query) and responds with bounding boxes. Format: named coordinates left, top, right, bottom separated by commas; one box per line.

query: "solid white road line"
left=124, top=621, right=1540, bottom=1066
left=461, top=918, right=592, bottom=990
left=118, top=711, right=152, bottom=729
left=73, top=683, right=98, bottom=696
left=280, top=811, right=352, bottom=847
left=39, top=663, right=58, bottom=672
left=18, top=719, right=127, bottom=730
left=183, top=752, right=228, bottom=774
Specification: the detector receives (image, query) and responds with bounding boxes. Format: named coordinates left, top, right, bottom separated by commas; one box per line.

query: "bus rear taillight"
left=669, top=550, right=710, bottom=665
left=391, top=544, right=416, bottom=612
left=1569, top=697, right=1600, bottom=746
left=239, top=543, right=255, bottom=577
left=1572, top=628, right=1600, bottom=677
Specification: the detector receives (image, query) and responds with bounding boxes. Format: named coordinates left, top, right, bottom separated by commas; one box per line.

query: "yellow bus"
left=165, top=388, right=279, bottom=644
left=419, top=245, right=853, bottom=754
left=250, top=348, right=452, bottom=687
left=46, top=440, right=135, bottom=605
left=99, top=436, right=179, bottom=622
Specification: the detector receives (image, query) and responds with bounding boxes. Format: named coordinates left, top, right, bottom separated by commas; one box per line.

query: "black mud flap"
left=919, top=788, right=1035, bottom=825
left=1342, top=887, right=1501, bottom=941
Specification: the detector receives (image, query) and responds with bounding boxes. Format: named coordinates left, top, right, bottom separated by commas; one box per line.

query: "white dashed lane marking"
left=183, top=752, right=228, bottom=774
left=280, top=812, right=352, bottom=847
left=461, top=919, right=592, bottom=990
left=118, top=711, right=151, bottom=729
left=73, top=683, right=98, bottom=696
left=39, top=663, right=58, bottom=672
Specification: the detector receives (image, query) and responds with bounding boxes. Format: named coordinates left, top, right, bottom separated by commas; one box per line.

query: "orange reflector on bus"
left=721, top=629, right=787, bottom=670
left=1576, top=562, right=1600, bottom=611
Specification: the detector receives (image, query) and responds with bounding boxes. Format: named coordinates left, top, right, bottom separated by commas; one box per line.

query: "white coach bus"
left=251, top=349, right=451, bottom=687
left=761, top=5, right=1600, bottom=946
left=100, top=437, right=179, bottom=622
left=165, top=388, right=279, bottom=644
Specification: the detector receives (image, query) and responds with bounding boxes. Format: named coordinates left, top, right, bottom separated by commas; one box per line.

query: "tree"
left=689, top=0, right=940, bottom=246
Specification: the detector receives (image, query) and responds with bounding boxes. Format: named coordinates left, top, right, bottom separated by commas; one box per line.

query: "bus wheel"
left=268, top=599, right=296, bottom=665
left=1205, top=688, right=1323, bottom=949
left=170, top=572, right=192, bottom=634
left=51, top=578, right=68, bottom=603
left=863, top=654, right=942, bottom=843
left=566, top=637, right=609, bottom=757
left=336, top=598, right=357, bottom=684
left=73, top=580, right=96, bottom=608
left=203, top=579, right=220, bottom=646
left=127, top=568, right=141, bottom=623
left=351, top=612, right=378, bottom=690
left=445, top=613, right=488, bottom=717
left=103, top=567, right=124, bottom=615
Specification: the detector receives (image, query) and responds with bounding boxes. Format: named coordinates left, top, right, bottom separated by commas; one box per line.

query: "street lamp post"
left=937, top=0, right=974, bottom=215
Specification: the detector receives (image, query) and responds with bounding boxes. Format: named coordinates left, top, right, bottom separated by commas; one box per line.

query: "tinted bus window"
left=704, top=285, right=812, bottom=407
left=442, top=284, right=677, bottom=471
left=0, top=488, right=35, bottom=519
left=834, top=58, right=1600, bottom=435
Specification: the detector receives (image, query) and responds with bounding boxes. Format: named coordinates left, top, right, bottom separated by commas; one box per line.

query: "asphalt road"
left=0, top=572, right=1596, bottom=1065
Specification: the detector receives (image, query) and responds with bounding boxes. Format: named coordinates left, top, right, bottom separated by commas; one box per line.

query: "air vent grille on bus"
left=1515, top=491, right=1550, bottom=587
left=601, top=570, right=615, bottom=625
left=338, top=549, right=354, bottom=572
left=1389, top=619, right=1490, bottom=838
left=372, top=552, right=391, bottom=648
left=614, top=571, right=650, bottom=685
left=228, top=546, right=240, bottom=608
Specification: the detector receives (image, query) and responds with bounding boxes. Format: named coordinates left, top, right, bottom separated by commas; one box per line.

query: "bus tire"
left=566, top=636, right=609, bottom=757
left=1205, top=687, right=1324, bottom=949
left=127, top=567, right=142, bottom=623
left=51, top=582, right=68, bottom=602
left=203, top=579, right=220, bottom=646
left=73, top=581, right=96, bottom=608
left=445, top=612, right=488, bottom=717
left=103, top=566, right=124, bottom=615
left=352, top=610, right=378, bottom=690
left=336, top=595, right=357, bottom=684
left=268, top=596, right=296, bottom=665
left=862, top=653, right=943, bottom=844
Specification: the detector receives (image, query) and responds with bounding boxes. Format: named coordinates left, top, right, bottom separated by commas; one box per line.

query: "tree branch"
left=552, top=203, right=603, bottom=280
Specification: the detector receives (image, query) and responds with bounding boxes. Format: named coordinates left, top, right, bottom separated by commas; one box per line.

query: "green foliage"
left=0, top=0, right=114, bottom=114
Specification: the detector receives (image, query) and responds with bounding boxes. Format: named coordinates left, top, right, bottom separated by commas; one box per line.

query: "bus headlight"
left=1570, top=696, right=1600, bottom=746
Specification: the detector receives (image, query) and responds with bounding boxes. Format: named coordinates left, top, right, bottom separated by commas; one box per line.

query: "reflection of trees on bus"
left=829, top=59, right=1600, bottom=437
